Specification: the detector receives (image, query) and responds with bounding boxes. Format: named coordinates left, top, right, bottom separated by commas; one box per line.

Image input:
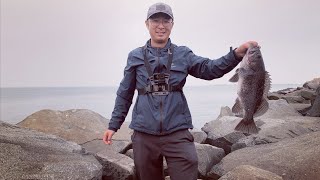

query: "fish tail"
left=235, top=119, right=259, bottom=134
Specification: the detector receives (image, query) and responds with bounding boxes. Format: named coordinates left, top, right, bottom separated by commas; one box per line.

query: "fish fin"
left=254, top=98, right=269, bottom=117
left=263, top=71, right=272, bottom=97
left=229, top=69, right=239, bottom=82
left=235, top=119, right=259, bottom=134
left=232, top=98, right=243, bottom=117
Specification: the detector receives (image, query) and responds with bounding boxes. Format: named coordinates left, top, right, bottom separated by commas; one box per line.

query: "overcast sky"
left=1, top=0, right=319, bottom=87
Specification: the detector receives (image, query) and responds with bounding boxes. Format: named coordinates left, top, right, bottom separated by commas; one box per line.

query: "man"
left=103, top=2, right=258, bottom=180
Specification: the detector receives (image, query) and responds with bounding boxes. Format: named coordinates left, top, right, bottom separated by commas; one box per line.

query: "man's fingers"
left=103, top=130, right=115, bottom=145
left=103, top=131, right=107, bottom=142
left=247, top=41, right=258, bottom=48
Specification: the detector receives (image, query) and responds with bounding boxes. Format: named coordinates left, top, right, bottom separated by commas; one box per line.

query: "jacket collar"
left=146, top=38, right=172, bottom=51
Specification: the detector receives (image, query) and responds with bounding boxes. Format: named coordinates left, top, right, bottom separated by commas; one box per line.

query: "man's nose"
left=158, top=21, right=165, bottom=28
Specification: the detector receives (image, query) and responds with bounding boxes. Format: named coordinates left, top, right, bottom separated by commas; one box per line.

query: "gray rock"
left=303, top=77, right=320, bottom=90
left=289, top=103, right=311, bottom=112
left=306, top=87, right=320, bottom=117
left=205, top=131, right=246, bottom=154
left=79, top=122, right=134, bottom=179
left=267, top=92, right=282, bottom=100
left=217, top=106, right=233, bottom=118
left=17, top=109, right=108, bottom=144
left=202, top=100, right=301, bottom=136
left=210, top=131, right=320, bottom=180
left=202, top=116, right=241, bottom=136
left=281, top=95, right=306, bottom=104
left=284, top=88, right=305, bottom=97
left=81, top=139, right=132, bottom=154
left=258, top=100, right=301, bottom=119
left=195, top=143, right=225, bottom=178
left=218, top=165, right=283, bottom=180
left=190, top=129, right=207, bottom=144
left=0, top=121, right=102, bottom=180
left=202, top=100, right=319, bottom=152
left=96, top=150, right=136, bottom=180
left=231, top=114, right=320, bottom=150
left=244, top=120, right=314, bottom=145
left=276, top=88, right=297, bottom=95
left=125, top=149, right=134, bottom=159
left=300, top=89, right=316, bottom=100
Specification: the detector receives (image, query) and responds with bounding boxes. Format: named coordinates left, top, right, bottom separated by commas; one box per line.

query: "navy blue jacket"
left=109, top=39, right=241, bottom=135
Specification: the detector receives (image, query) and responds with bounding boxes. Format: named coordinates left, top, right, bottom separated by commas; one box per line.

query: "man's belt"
left=137, top=84, right=183, bottom=95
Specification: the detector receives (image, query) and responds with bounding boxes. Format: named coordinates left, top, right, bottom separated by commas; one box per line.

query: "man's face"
left=145, top=13, right=174, bottom=45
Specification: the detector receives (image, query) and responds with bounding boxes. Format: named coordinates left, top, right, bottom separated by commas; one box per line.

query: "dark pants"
left=132, top=129, right=198, bottom=180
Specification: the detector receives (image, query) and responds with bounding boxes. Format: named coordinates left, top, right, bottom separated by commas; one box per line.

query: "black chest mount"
left=137, top=44, right=182, bottom=96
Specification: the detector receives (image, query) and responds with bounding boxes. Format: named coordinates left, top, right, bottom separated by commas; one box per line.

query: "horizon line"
left=0, top=83, right=303, bottom=89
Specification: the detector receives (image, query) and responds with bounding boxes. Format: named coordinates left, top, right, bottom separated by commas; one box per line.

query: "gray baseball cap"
left=147, top=2, right=173, bottom=20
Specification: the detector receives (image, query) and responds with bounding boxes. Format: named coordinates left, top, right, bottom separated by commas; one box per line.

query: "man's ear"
left=145, top=20, right=149, bottom=28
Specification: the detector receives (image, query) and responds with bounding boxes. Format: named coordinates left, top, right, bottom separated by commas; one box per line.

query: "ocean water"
left=0, top=84, right=300, bottom=130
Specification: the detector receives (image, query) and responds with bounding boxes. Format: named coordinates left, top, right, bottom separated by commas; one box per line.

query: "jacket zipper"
left=157, top=48, right=163, bottom=134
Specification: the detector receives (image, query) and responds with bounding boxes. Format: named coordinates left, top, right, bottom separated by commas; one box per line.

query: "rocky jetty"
left=268, top=77, right=320, bottom=117
left=1, top=78, right=319, bottom=179
left=0, top=121, right=102, bottom=180
left=210, top=131, right=320, bottom=180
left=17, top=109, right=134, bottom=180
left=17, top=109, right=108, bottom=144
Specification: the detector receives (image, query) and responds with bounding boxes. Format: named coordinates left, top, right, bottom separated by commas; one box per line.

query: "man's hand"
left=234, top=41, right=259, bottom=59
left=103, top=129, right=115, bottom=145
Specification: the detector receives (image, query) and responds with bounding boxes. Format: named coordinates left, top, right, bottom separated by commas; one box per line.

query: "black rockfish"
left=229, top=46, right=271, bottom=134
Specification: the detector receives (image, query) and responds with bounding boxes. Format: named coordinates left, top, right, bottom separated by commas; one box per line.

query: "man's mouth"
left=156, top=32, right=165, bottom=35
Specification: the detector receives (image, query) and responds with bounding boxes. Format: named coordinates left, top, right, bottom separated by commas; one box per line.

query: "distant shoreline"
left=0, top=83, right=302, bottom=89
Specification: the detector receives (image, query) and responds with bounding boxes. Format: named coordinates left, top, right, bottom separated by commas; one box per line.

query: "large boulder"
left=202, top=100, right=301, bottom=136
left=202, top=116, right=241, bottom=136
left=300, top=89, right=316, bottom=100
left=267, top=92, right=282, bottom=100
left=202, top=100, right=319, bottom=151
left=218, top=165, right=283, bottom=180
left=209, top=131, right=320, bottom=180
left=303, top=77, right=320, bottom=90
left=81, top=122, right=133, bottom=154
left=81, top=139, right=132, bottom=154
left=95, top=150, right=136, bottom=180
left=281, top=95, right=306, bottom=104
left=195, top=143, right=225, bottom=178
left=17, top=109, right=108, bottom=144
left=80, top=122, right=135, bottom=179
left=258, top=99, right=301, bottom=119
left=305, top=87, right=320, bottom=117
left=0, top=121, right=102, bottom=179
left=190, top=129, right=207, bottom=144
left=205, top=131, right=246, bottom=154
left=289, top=103, right=311, bottom=112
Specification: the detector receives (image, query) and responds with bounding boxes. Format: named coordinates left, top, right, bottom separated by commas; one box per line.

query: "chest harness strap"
left=137, top=44, right=183, bottom=96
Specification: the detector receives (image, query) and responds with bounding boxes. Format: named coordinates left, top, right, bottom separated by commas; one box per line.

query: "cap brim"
left=147, top=11, right=173, bottom=20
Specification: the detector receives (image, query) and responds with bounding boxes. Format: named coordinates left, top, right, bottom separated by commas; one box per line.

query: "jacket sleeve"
left=108, top=52, right=136, bottom=132
left=186, top=47, right=242, bottom=80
